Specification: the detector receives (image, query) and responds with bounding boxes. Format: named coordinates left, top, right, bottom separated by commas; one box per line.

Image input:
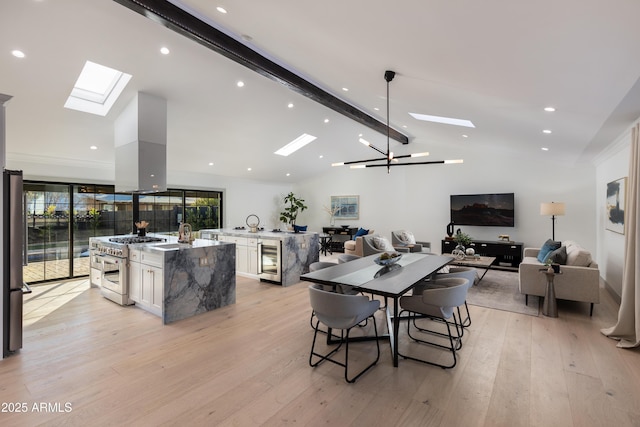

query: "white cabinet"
left=217, top=235, right=258, bottom=275
left=247, top=238, right=258, bottom=274
left=129, top=259, right=142, bottom=303
left=143, top=264, right=163, bottom=316
left=129, top=249, right=163, bottom=317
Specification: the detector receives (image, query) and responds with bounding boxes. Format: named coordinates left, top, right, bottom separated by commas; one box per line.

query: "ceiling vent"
left=114, top=92, right=167, bottom=193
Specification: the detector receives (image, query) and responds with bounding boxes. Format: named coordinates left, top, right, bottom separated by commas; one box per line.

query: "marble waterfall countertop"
left=159, top=240, right=235, bottom=324
left=199, top=228, right=317, bottom=240
left=94, top=234, right=236, bottom=324
left=200, top=228, right=319, bottom=287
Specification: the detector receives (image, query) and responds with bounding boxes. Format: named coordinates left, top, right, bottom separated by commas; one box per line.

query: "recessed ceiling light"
left=287, top=103, right=294, bottom=108
left=160, top=47, right=170, bottom=55
left=409, top=112, right=475, bottom=128
left=402, top=125, right=407, bottom=128
left=275, top=133, right=317, bottom=156
left=217, top=6, right=227, bottom=14
left=247, top=167, right=252, bottom=171
left=342, top=87, right=349, bottom=92
left=208, top=162, right=214, bottom=166
left=319, top=155, right=324, bottom=159
left=462, top=134, right=468, bottom=138
left=90, top=145, right=97, bottom=150
left=324, top=118, right=329, bottom=123
left=374, top=107, right=380, bottom=111
left=542, top=147, right=549, bottom=151
left=11, top=50, right=25, bottom=58
left=544, top=107, right=556, bottom=112
left=286, top=173, right=291, bottom=177
left=237, top=81, right=244, bottom=87
left=543, top=129, right=552, bottom=134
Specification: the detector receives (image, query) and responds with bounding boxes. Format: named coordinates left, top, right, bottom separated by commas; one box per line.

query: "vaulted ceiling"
left=2, top=0, right=640, bottom=183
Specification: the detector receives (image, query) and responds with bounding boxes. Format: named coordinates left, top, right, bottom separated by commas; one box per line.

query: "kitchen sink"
left=152, top=243, right=183, bottom=250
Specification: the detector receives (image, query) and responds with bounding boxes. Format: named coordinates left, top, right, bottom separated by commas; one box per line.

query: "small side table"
left=319, top=233, right=332, bottom=256
left=540, top=268, right=561, bottom=317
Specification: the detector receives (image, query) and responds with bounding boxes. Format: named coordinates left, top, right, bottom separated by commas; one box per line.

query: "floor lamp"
left=540, top=202, right=565, bottom=241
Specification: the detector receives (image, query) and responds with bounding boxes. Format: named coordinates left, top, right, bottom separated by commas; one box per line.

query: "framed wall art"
left=606, top=177, right=626, bottom=234
left=331, top=195, right=359, bottom=220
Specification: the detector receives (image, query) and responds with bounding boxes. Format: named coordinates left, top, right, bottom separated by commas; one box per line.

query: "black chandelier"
left=332, top=70, right=463, bottom=173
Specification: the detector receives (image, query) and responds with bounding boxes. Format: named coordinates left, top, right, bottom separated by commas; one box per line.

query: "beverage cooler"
left=258, top=238, right=281, bottom=283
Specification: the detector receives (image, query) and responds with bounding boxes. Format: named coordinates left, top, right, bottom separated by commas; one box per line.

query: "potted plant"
left=453, top=231, right=472, bottom=249
left=279, top=192, right=308, bottom=231
left=544, top=257, right=561, bottom=273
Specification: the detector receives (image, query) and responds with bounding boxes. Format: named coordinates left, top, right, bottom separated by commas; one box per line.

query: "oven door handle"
left=257, top=242, right=263, bottom=274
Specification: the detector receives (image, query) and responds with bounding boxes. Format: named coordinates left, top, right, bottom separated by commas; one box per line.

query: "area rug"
left=466, top=269, right=540, bottom=316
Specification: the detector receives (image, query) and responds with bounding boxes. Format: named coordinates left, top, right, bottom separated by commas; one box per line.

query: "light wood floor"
left=1, top=273, right=640, bottom=426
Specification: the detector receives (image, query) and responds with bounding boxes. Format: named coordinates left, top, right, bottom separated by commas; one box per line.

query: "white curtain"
left=601, top=123, right=640, bottom=348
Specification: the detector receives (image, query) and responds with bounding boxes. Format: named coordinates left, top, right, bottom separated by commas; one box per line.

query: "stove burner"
left=108, top=236, right=165, bottom=244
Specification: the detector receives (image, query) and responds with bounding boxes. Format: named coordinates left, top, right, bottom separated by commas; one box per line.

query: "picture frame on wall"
left=606, top=177, right=626, bottom=234
left=331, top=195, right=359, bottom=220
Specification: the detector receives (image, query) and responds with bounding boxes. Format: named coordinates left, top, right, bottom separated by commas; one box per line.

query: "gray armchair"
left=345, top=234, right=391, bottom=257
left=391, top=230, right=431, bottom=253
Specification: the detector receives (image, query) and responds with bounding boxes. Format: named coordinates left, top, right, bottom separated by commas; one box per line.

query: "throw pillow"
left=293, top=225, right=307, bottom=232
left=566, top=248, right=593, bottom=267
left=400, top=230, right=416, bottom=244
left=372, top=236, right=394, bottom=251
left=353, top=227, right=369, bottom=240
left=537, top=239, right=561, bottom=263
left=547, top=245, right=567, bottom=265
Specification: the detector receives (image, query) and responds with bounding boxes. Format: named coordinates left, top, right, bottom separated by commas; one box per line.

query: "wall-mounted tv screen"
left=450, top=193, right=515, bottom=227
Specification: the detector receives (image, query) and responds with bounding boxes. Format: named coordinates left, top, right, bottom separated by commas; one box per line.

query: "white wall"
left=295, top=145, right=597, bottom=255
left=595, top=126, right=632, bottom=299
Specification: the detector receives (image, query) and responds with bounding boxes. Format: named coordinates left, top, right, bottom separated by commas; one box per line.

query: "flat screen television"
left=450, top=193, right=515, bottom=227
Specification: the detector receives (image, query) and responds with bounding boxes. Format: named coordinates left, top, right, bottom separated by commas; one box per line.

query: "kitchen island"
left=132, top=238, right=236, bottom=324
left=91, top=235, right=236, bottom=324
left=200, top=228, right=319, bottom=287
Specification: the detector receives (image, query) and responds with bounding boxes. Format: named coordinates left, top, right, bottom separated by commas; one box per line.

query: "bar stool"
left=319, top=233, right=332, bottom=256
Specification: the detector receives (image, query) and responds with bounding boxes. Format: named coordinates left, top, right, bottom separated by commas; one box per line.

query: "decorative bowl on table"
left=374, top=252, right=402, bottom=266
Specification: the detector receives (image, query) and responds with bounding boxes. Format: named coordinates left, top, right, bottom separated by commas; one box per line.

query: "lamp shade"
left=540, top=202, right=565, bottom=216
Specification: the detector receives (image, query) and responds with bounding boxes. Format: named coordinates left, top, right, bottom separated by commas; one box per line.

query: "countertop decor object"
left=246, top=214, right=260, bottom=232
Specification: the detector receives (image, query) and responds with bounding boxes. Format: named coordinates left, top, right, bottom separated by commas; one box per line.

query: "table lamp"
left=540, top=202, right=565, bottom=240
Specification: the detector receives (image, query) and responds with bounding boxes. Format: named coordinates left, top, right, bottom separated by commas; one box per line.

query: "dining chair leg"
left=398, top=311, right=461, bottom=369
left=309, top=313, right=381, bottom=383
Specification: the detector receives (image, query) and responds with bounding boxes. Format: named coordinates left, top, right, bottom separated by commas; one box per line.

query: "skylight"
left=64, top=61, right=132, bottom=116
left=274, top=133, right=317, bottom=156
left=409, top=112, right=475, bottom=128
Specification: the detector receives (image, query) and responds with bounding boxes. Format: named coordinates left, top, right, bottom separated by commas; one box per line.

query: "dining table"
left=300, top=252, right=454, bottom=367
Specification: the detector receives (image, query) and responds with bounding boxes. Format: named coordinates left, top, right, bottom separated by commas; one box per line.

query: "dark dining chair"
left=308, top=284, right=380, bottom=383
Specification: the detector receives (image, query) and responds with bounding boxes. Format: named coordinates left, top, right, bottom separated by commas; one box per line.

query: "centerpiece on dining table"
left=374, top=251, right=402, bottom=266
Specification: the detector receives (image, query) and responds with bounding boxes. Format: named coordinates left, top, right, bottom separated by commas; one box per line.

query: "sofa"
left=518, top=240, right=600, bottom=315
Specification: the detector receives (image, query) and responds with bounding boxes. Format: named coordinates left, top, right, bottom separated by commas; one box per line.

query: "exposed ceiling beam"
left=112, top=0, right=410, bottom=145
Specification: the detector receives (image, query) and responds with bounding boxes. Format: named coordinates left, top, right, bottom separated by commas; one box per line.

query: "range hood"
left=114, top=92, right=167, bottom=193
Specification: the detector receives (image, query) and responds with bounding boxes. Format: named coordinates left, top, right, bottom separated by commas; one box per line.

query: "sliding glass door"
left=24, top=181, right=224, bottom=283
left=24, top=183, right=71, bottom=283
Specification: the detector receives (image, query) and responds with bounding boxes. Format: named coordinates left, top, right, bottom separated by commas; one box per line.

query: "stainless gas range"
left=90, top=235, right=165, bottom=305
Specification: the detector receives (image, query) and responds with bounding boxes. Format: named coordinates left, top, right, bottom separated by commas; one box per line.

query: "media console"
left=441, top=239, right=523, bottom=269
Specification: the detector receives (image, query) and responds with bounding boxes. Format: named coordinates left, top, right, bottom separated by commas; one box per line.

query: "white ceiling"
left=2, top=0, right=640, bottom=184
